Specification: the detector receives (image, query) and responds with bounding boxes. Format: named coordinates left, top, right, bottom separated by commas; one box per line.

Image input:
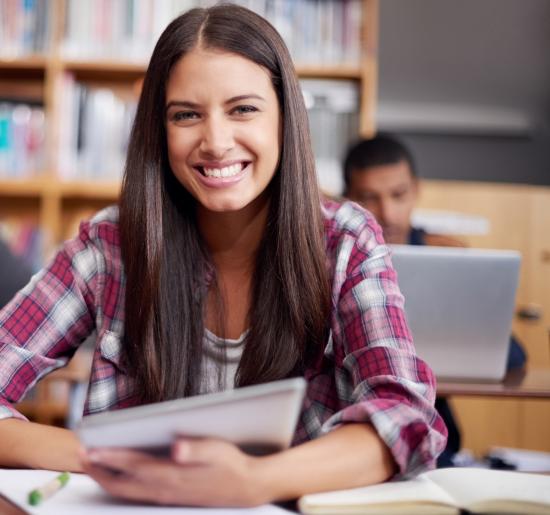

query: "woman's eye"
left=232, top=105, right=259, bottom=115
left=171, top=111, right=199, bottom=122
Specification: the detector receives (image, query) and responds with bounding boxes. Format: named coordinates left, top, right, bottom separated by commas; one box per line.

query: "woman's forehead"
left=166, top=49, right=275, bottom=103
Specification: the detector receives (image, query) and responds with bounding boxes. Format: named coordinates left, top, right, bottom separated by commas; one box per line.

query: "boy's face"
left=347, top=160, right=418, bottom=244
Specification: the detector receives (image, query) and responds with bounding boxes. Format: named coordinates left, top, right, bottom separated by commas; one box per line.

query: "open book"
left=298, top=467, right=550, bottom=514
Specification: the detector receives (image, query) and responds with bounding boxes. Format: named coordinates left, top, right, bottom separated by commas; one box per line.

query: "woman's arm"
left=80, top=423, right=395, bottom=507
left=255, top=423, right=395, bottom=501
left=0, top=419, right=82, bottom=471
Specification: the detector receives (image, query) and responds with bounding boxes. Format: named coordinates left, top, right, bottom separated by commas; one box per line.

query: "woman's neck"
left=197, top=194, right=269, bottom=272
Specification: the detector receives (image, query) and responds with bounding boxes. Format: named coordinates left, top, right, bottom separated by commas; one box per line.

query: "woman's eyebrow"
left=165, top=94, right=266, bottom=113
left=225, top=94, right=266, bottom=104
left=165, top=100, right=199, bottom=111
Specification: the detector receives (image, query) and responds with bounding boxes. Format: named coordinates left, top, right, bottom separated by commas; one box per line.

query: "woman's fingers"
left=172, top=437, right=235, bottom=464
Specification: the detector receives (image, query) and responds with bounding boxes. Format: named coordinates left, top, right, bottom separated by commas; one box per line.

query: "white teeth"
left=203, top=163, right=243, bottom=178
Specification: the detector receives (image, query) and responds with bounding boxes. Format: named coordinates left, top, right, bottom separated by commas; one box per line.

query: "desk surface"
left=437, top=368, right=550, bottom=398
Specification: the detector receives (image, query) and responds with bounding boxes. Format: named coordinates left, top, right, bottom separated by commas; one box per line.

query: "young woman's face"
left=165, top=48, right=281, bottom=213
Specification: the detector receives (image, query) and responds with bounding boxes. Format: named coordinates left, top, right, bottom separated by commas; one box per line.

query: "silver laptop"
left=390, top=245, right=521, bottom=382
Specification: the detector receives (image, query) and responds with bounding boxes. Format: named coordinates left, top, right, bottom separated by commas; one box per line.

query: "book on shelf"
left=298, top=467, right=550, bottom=515
left=0, top=101, right=46, bottom=178
left=301, top=79, right=359, bottom=195
left=61, top=0, right=363, bottom=66
left=57, top=73, right=137, bottom=181
left=0, top=0, right=52, bottom=57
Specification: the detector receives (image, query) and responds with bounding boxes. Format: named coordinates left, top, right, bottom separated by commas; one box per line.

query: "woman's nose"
left=199, top=116, right=235, bottom=158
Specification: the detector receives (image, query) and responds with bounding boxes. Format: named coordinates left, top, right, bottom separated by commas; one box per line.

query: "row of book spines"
left=0, top=102, right=46, bottom=177
left=0, top=0, right=52, bottom=57
left=2, top=76, right=360, bottom=187
left=62, top=0, right=363, bottom=65
left=57, top=73, right=136, bottom=182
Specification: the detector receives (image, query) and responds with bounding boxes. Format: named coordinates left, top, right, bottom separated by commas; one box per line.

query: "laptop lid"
left=390, top=245, right=521, bottom=382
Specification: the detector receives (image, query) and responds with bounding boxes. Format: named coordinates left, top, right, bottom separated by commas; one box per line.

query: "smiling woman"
left=0, top=3, right=446, bottom=509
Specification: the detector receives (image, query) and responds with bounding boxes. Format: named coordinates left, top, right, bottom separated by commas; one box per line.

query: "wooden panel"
left=451, top=398, right=522, bottom=457
left=519, top=188, right=550, bottom=452
left=418, top=180, right=550, bottom=455
left=521, top=189, right=550, bottom=367
left=521, top=399, right=550, bottom=452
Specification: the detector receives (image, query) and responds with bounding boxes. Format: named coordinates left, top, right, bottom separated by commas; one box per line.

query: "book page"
left=0, top=469, right=292, bottom=515
left=425, top=467, right=550, bottom=511
left=299, top=474, right=458, bottom=514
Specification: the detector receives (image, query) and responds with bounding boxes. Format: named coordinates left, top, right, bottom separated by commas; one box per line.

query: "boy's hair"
left=343, top=134, right=416, bottom=193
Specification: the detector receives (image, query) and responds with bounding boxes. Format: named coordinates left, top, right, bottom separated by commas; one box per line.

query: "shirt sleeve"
left=321, top=209, right=447, bottom=478
left=0, top=223, right=98, bottom=421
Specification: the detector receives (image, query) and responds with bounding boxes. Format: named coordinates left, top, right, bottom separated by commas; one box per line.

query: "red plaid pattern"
left=0, top=200, right=446, bottom=477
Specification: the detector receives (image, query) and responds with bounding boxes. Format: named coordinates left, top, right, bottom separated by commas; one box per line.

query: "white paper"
left=0, top=469, right=292, bottom=515
left=426, top=467, right=550, bottom=508
left=488, top=446, right=550, bottom=473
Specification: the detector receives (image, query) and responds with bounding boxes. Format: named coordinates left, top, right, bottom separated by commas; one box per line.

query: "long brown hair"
left=119, top=4, right=330, bottom=403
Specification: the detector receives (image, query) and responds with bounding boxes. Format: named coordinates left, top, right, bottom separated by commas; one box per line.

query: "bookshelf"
left=0, top=0, right=379, bottom=259
left=1, top=0, right=378, bottom=425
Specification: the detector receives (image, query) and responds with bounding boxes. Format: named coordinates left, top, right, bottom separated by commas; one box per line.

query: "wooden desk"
left=437, top=368, right=550, bottom=399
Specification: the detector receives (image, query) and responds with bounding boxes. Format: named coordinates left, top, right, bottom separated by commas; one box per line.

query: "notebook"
left=390, top=245, right=521, bottom=381
left=298, top=467, right=550, bottom=514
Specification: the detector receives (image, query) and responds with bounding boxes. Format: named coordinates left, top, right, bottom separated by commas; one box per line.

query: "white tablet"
left=77, top=377, right=306, bottom=455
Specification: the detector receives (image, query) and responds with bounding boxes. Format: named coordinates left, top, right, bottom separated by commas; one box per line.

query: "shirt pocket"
left=86, top=330, right=129, bottom=414
left=97, top=330, right=126, bottom=374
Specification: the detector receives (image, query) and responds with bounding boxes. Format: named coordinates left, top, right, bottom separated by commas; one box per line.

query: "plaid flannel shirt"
left=0, top=200, right=446, bottom=477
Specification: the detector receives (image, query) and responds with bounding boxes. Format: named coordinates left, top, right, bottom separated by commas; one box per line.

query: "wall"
left=377, top=0, right=550, bottom=185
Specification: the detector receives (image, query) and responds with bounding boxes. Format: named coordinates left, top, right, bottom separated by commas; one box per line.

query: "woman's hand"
left=80, top=438, right=269, bottom=507
left=80, top=424, right=395, bottom=506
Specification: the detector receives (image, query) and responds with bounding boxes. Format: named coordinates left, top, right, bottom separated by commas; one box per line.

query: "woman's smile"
left=192, top=160, right=252, bottom=188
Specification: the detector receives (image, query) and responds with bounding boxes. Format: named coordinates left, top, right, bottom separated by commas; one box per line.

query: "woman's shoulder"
left=62, top=206, right=121, bottom=267
left=78, top=206, right=120, bottom=246
left=321, top=196, right=382, bottom=245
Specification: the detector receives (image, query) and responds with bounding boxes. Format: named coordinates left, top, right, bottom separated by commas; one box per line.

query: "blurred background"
left=0, top=0, right=549, bottom=467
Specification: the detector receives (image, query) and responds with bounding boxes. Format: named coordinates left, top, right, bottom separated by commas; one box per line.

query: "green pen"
left=28, top=472, right=70, bottom=506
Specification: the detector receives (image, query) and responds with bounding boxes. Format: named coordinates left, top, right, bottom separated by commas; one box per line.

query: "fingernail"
left=88, top=450, right=101, bottom=463
left=174, top=442, right=189, bottom=462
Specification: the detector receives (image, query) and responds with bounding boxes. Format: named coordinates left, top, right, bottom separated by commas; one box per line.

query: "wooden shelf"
left=61, top=59, right=147, bottom=81
left=0, top=57, right=47, bottom=80
left=59, top=180, right=121, bottom=200
left=60, top=60, right=363, bottom=81
left=0, top=177, right=50, bottom=197
left=296, top=65, right=363, bottom=80
left=0, top=55, right=48, bottom=70
left=0, top=178, right=121, bottom=199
